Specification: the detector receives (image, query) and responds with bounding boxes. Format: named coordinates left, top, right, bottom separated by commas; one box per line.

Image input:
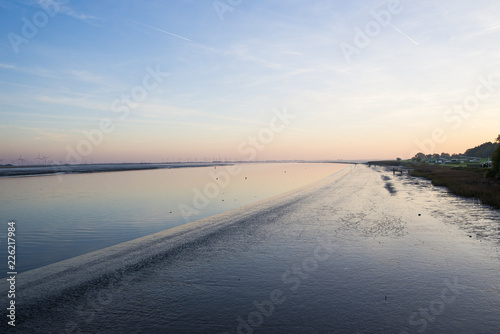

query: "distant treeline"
left=464, top=141, right=499, bottom=158
left=411, top=140, right=498, bottom=161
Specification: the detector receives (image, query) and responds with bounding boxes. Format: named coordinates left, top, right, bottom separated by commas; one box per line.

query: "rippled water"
left=0, top=163, right=347, bottom=274
left=2, top=165, right=499, bottom=333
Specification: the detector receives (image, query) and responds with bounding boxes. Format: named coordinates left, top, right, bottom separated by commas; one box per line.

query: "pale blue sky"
left=1, top=0, right=499, bottom=164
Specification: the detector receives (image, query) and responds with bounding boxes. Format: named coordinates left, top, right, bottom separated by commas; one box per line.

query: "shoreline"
left=0, top=162, right=232, bottom=178
left=0, top=160, right=361, bottom=178
left=367, top=160, right=500, bottom=209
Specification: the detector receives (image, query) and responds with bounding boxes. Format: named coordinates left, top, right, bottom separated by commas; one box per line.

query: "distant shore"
left=367, top=160, right=500, bottom=209
left=0, top=160, right=361, bottom=178
left=0, top=162, right=232, bottom=178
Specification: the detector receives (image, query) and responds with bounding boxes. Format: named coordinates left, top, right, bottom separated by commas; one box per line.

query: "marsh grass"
left=409, top=165, right=500, bottom=209
left=367, top=161, right=500, bottom=208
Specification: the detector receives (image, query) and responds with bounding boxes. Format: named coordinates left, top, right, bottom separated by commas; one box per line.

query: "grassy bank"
left=368, top=161, right=500, bottom=209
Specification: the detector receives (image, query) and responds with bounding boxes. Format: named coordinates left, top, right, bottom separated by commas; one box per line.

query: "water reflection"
left=0, top=163, right=347, bottom=274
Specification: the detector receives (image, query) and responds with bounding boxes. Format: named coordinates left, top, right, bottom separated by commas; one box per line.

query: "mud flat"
left=0, top=162, right=230, bottom=178
left=2, top=165, right=499, bottom=333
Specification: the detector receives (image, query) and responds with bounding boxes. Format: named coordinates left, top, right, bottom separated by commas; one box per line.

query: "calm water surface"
left=5, top=165, right=499, bottom=334
left=0, top=163, right=347, bottom=274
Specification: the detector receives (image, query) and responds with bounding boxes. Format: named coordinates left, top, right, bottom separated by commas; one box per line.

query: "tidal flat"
left=2, top=164, right=499, bottom=333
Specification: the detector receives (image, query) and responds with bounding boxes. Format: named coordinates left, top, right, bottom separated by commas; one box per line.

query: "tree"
left=486, top=134, right=500, bottom=179
left=413, top=152, right=426, bottom=162
left=464, top=141, right=498, bottom=158
left=440, top=152, right=450, bottom=159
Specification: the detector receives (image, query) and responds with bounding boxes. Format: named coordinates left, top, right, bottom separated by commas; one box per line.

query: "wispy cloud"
left=14, top=1, right=100, bottom=22
left=0, top=63, right=17, bottom=69
left=58, top=4, right=99, bottom=21
left=0, top=63, right=55, bottom=78
left=1, top=124, right=71, bottom=140
left=35, top=95, right=108, bottom=112
left=70, top=70, right=104, bottom=84
left=129, top=19, right=192, bottom=42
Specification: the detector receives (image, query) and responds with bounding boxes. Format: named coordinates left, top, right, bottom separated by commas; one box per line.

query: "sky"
left=0, top=0, right=499, bottom=164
